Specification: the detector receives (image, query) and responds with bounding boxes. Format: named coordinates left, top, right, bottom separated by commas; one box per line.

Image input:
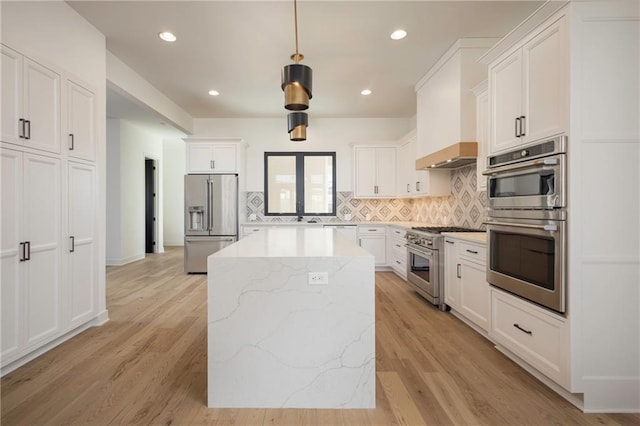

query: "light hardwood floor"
left=2, top=247, right=638, bottom=425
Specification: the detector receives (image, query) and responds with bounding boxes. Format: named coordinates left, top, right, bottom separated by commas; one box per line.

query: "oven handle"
left=482, top=157, right=559, bottom=176
left=485, top=221, right=557, bottom=232
left=407, top=245, right=434, bottom=258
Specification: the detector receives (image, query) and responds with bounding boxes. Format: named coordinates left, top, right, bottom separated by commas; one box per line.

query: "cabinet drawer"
left=458, top=241, right=486, bottom=263
left=490, top=289, right=568, bottom=386
left=357, top=226, right=386, bottom=235
left=242, top=226, right=263, bottom=235
left=388, top=227, right=406, bottom=239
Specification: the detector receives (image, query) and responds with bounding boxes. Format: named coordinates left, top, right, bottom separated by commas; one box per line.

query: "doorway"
left=145, top=158, right=156, bottom=254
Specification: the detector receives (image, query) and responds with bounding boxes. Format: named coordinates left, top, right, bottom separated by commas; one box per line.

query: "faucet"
left=297, top=216, right=303, bottom=222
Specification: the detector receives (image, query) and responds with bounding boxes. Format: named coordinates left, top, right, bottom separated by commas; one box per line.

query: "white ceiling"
left=68, top=0, right=542, bottom=128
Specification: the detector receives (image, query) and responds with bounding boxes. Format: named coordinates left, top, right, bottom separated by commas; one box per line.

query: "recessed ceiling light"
left=158, top=31, right=177, bottom=42
left=390, top=29, right=407, bottom=40
left=361, top=89, right=372, bottom=96
left=208, top=90, right=220, bottom=96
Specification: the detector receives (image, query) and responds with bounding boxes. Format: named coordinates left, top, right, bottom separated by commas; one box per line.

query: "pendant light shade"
left=287, top=112, right=308, bottom=141
left=281, top=63, right=313, bottom=111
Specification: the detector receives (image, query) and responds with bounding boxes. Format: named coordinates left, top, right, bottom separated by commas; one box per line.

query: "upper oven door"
left=486, top=217, right=566, bottom=313
left=485, top=153, right=565, bottom=210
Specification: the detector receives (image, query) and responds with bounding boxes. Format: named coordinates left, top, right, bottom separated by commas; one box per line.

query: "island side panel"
left=207, top=255, right=375, bottom=409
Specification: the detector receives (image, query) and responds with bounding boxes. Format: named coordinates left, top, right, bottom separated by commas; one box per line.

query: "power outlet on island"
left=308, top=272, right=329, bottom=285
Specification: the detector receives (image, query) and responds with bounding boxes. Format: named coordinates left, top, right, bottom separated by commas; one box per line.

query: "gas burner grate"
left=411, top=226, right=482, bottom=234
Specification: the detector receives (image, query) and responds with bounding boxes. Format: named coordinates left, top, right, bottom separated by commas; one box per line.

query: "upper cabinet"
left=1, top=45, right=61, bottom=154
left=396, top=131, right=450, bottom=197
left=184, top=138, right=241, bottom=174
left=353, top=146, right=396, bottom=198
left=67, top=80, right=96, bottom=162
left=473, top=81, right=489, bottom=192
left=415, top=39, right=497, bottom=159
left=489, top=16, right=568, bottom=154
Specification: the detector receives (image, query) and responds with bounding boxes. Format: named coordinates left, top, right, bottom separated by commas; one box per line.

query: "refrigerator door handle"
left=209, top=179, right=214, bottom=232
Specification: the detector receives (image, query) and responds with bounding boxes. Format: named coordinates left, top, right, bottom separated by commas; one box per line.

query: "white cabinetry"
left=67, top=162, right=97, bottom=326
left=323, top=225, right=357, bottom=243
left=184, top=139, right=240, bottom=174
left=357, top=225, right=386, bottom=266
left=444, top=236, right=490, bottom=332
left=387, top=226, right=407, bottom=279
left=1, top=44, right=60, bottom=154
left=491, top=287, right=569, bottom=388
left=489, top=16, right=567, bottom=154
left=353, top=146, right=396, bottom=198
left=1, top=148, right=62, bottom=364
left=66, top=80, right=96, bottom=162
left=472, top=81, right=489, bottom=191
left=396, top=132, right=449, bottom=197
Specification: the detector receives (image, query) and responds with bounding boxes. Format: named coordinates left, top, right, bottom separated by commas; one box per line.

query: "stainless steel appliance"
left=406, top=226, right=482, bottom=310
left=184, top=174, right=238, bottom=273
left=483, top=136, right=567, bottom=314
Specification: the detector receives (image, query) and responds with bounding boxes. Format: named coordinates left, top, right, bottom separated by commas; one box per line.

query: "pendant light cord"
left=293, top=0, right=300, bottom=63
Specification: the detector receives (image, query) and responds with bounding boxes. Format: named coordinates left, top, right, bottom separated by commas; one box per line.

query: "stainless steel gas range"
left=406, top=226, right=481, bottom=310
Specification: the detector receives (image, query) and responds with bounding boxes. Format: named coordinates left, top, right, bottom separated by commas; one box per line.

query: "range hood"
left=416, top=142, right=478, bottom=170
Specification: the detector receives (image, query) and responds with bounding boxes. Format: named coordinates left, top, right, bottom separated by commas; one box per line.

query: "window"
left=264, top=152, right=336, bottom=217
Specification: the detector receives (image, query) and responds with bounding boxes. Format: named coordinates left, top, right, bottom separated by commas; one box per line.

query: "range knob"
left=521, top=149, right=529, bottom=157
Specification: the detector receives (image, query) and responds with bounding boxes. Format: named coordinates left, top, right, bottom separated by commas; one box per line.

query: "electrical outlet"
left=249, top=213, right=257, bottom=221
left=308, top=272, right=329, bottom=285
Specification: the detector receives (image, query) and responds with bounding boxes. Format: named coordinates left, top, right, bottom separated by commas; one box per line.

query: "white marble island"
left=207, top=227, right=375, bottom=408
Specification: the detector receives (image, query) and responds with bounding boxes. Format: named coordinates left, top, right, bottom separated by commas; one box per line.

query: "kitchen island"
left=207, top=227, right=375, bottom=408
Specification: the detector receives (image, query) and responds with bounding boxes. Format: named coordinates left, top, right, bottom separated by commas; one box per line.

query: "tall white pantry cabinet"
left=1, top=43, right=100, bottom=373
left=481, top=1, right=639, bottom=412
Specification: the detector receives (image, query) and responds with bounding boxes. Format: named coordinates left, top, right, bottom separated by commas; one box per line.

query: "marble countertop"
left=212, top=227, right=372, bottom=258
left=442, top=232, right=487, bottom=244
left=240, top=221, right=429, bottom=230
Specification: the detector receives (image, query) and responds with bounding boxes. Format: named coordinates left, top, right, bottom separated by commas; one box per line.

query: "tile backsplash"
left=245, top=165, right=487, bottom=229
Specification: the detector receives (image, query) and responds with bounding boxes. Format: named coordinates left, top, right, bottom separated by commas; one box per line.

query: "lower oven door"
left=407, top=245, right=439, bottom=302
left=486, top=217, right=566, bottom=313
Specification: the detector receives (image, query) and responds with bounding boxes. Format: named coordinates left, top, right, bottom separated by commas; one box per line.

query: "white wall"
left=106, top=120, right=122, bottom=263
left=163, top=138, right=186, bottom=246
left=1, top=1, right=108, bottom=315
left=194, top=117, right=412, bottom=192
left=106, top=119, right=165, bottom=265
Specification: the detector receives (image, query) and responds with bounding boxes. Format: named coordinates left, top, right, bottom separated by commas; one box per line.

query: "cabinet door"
left=1, top=45, right=23, bottom=145
left=211, top=144, right=238, bottom=173
left=68, top=80, right=96, bottom=161
left=444, top=239, right=460, bottom=309
left=186, top=143, right=214, bottom=173
left=354, top=148, right=377, bottom=197
left=396, top=142, right=411, bottom=196
left=23, top=153, right=61, bottom=346
left=490, top=50, right=523, bottom=154
left=459, top=260, right=490, bottom=331
left=23, top=58, right=60, bottom=154
left=1, top=148, right=22, bottom=361
left=522, top=17, right=567, bottom=144
left=476, top=90, right=489, bottom=191
left=375, top=147, right=396, bottom=197
left=358, top=235, right=386, bottom=266
left=68, top=162, right=97, bottom=326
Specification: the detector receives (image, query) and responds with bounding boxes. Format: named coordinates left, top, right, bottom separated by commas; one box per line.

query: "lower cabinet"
left=357, top=225, right=386, bottom=266
left=444, top=236, right=490, bottom=332
left=490, top=287, right=569, bottom=389
left=387, top=226, right=407, bottom=279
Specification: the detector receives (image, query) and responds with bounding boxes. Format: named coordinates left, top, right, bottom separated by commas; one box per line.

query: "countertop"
left=240, top=221, right=430, bottom=230
left=442, top=232, right=487, bottom=244
left=212, top=227, right=372, bottom=258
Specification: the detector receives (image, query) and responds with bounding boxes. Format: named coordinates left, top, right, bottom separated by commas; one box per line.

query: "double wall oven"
left=483, top=136, right=567, bottom=314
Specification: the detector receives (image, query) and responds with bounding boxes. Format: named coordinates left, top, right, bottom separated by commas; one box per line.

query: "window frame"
left=264, top=151, right=337, bottom=217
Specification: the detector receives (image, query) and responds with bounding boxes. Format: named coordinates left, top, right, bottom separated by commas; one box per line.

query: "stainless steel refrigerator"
left=184, top=174, right=238, bottom=273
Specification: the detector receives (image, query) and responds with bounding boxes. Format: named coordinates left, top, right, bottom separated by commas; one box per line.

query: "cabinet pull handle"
left=396, top=260, right=401, bottom=264
left=25, top=120, right=31, bottom=139
left=395, top=244, right=401, bottom=248
left=515, top=117, right=520, bottom=137
left=513, top=323, right=533, bottom=335
left=359, top=239, right=362, bottom=246
left=69, top=134, right=74, bottom=150
left=416, top=181, right=420, bottom=192
left=19, top=242, right=26, bottom=261
left=25, top=241, right=31, bottom=261
left=457, top=264, right=461, bottom=278
left=407, top=183, right=410, bottom=193
left=210, top=160, right=215, bottom=169
left=445, top=240, right=454, bottom=244
left=19, top=118, right=25, bottom=138
left=466, top=249, right=478, bottom=254
left=520, top=115, right=526, bottom=137
left=70, top=236, right=75, bottom=253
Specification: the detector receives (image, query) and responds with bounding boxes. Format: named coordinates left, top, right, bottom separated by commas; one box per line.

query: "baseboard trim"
left=106, top=253, right=145, bottom=266
left=1, top=313, right=109, bottom=377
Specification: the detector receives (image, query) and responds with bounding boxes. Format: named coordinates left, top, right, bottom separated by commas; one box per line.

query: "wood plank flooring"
left=2, top=246, right=638, bottom=425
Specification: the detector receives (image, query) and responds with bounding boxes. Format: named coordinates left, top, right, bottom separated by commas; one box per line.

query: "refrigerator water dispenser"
left=188, top=206, right=205, bottom=231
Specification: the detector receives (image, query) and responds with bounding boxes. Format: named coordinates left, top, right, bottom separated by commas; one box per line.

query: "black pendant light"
left=282, top=0, right=312, bottom=141
left=287, top=112, right=308, bottom=142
